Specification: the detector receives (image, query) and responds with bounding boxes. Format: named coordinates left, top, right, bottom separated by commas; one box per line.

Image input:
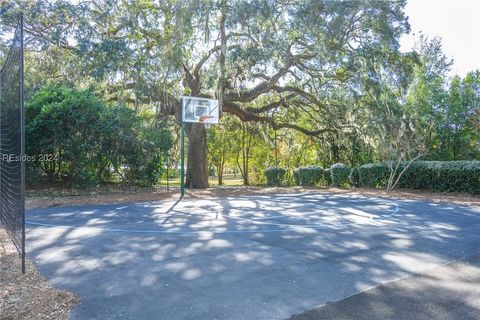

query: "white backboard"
left=182, top=96, right=219, bottom=124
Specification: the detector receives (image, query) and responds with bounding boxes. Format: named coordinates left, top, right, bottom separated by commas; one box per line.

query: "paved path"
left=26, top=192, right=480, bottom=320
left=290, top=252, right=480, bottom=320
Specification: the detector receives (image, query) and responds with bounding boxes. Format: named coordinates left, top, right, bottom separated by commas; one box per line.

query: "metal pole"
left=19, top=13, right=26, bottom=274
left=166, top=152, right=169, bottom=191
left=180, top=123, right=185, bottom=196
left=274, top=129, right=278, bottom=166
left=273, top=109, right=278, bottom=187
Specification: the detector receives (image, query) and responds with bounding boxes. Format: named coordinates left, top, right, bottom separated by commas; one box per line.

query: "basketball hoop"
left=182, top=96, right=219, bottom=124
left=199, top=115, right=214, bottom=129
left=199, top=115, right=214, bottom=122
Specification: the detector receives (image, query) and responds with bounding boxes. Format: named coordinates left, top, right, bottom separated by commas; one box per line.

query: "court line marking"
left=26, top=219, right=353, bottom=234
left=220, top=199, right=400, bottom=228
left=26, top=196, right=400, bottom=235
left=26, top=220, right=302, bottom=234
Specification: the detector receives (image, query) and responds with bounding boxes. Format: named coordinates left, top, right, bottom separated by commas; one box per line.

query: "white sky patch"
left=400, top=0, right=480, bottom=77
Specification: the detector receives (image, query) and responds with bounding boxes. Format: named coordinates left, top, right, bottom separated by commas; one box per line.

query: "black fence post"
left=20, top=12, right=26, bottom=274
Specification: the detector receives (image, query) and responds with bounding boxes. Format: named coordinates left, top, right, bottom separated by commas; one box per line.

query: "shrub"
left=264, top=167, right=286, bottom=186
left=349, top=168, right=360, bottom=187
left=357, top=161, right=480, bottom=193
left=398, top=161, right=480, bottom=193
left=323, top=169, right=332, bottom=186
left=330, top=163, right=350, bottom=187
left=293, top=166, right=324, bottom=186
left=358, top=163, right=390, bottom=188
left=25, top=85, right=173, bottom=187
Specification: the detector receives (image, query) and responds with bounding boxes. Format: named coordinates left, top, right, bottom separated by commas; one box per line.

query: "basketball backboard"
left=182, top=96, right=219, bottom=124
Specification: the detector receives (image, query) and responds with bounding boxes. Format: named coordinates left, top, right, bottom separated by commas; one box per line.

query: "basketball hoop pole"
left=180, top=123, right=185, bottom=196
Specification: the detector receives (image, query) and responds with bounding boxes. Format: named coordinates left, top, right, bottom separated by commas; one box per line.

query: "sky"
left=400, top=0, right=480, bottom=77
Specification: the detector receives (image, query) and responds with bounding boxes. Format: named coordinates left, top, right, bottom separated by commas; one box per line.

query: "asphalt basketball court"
left=26, top=192, right=480, bottom=319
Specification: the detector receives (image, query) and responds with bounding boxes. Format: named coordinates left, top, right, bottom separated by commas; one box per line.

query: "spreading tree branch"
left=224, top=101, right=335, bottom=136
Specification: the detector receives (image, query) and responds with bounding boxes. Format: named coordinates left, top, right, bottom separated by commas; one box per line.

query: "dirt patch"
left=26, top=190, right=179, bottom=210
left=26, top=186, right=480, bottom=209
left=0, top=228, right=78, bottom=320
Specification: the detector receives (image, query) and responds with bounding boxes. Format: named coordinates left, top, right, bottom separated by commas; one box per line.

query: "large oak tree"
left=5, top=0, right=411, bottom=188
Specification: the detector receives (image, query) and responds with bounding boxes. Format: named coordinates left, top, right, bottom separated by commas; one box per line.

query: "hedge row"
left=358, top=161, right=480, bottom=193
left=265, top=163, right=349, bottom=187
left=264, top=167, right=286, bottom=186
left=331, top=163, right=350, bottom=187
left=264, top=161, right=480, bottom=193
left=293, top=166, right=324, bottom=186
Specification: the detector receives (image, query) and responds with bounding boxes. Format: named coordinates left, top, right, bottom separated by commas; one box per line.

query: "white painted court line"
left=26, top=194, right=401, bottom=235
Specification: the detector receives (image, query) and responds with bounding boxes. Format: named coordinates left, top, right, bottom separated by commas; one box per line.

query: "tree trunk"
left=218, top=152, right=225, bottom=186
left=185, top=123, right=208, bottom=188
left=218, top=169, right=223, bottom=185
left=243, top=129, right=252, bottom=186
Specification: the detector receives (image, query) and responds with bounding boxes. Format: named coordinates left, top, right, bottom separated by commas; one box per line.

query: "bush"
left=25, top=85, right=173, bottom=187
left=357, top=161, right=480, bottom=193
left=399, top=161, right=480, bottom=193
left=358, top=163, right=390, bottom=188
left=330, top=163, right=350, bottom=187
left=264, top=167, right=286, bottom=186
left=349, top=167, right=360, bottom=187
left=323, top=169, right=332, bottom=186
left=293, top=166, right=324, bottom=186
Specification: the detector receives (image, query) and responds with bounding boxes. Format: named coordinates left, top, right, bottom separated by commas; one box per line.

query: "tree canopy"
left=1, top=0, right=478, bottom=188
